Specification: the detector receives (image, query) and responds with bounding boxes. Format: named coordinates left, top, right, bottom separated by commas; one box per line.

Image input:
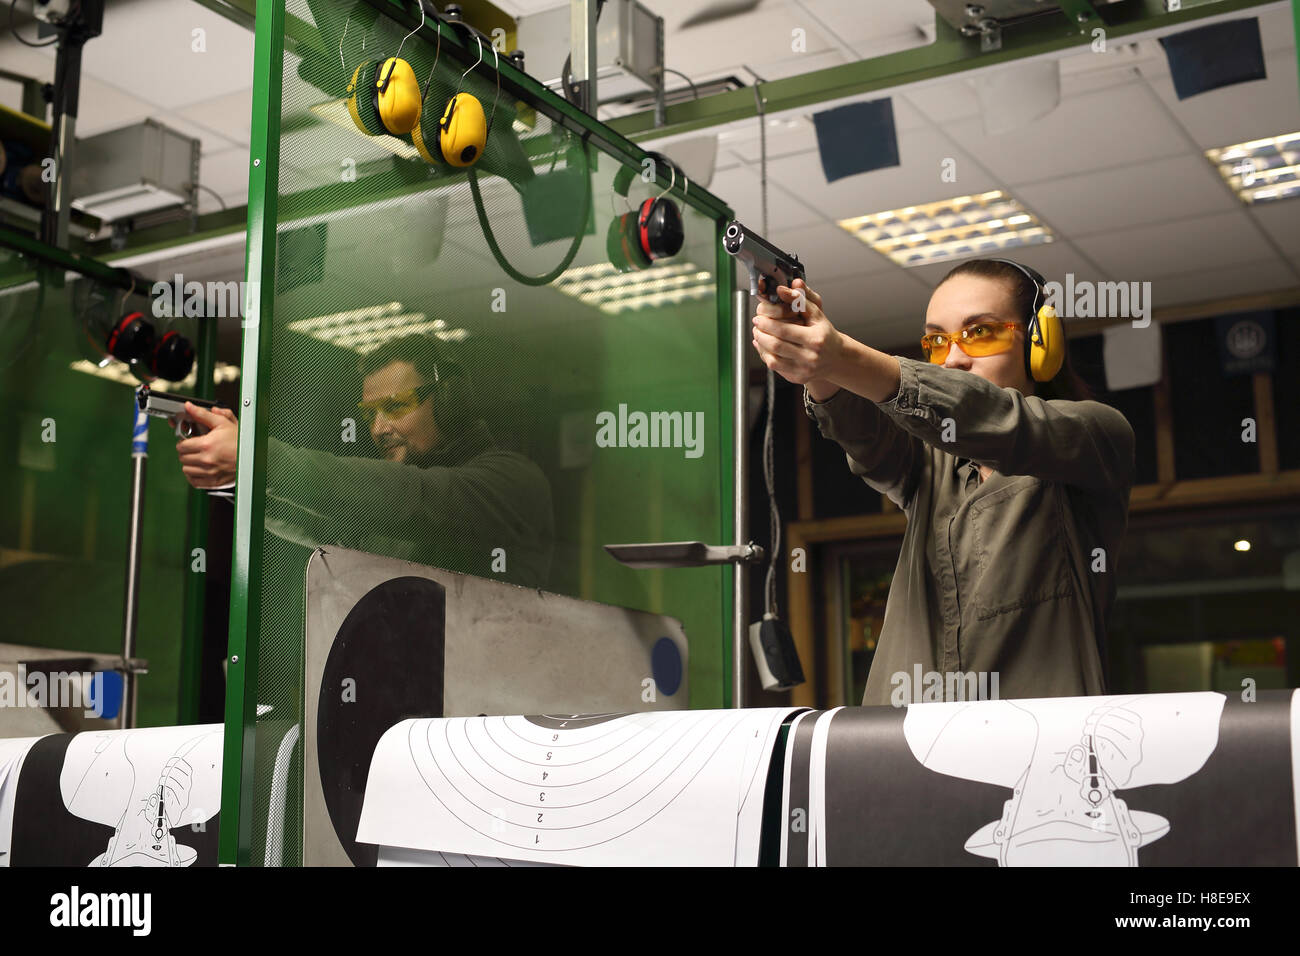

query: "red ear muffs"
left=606, top=213, right=652, bottom=273
left=150, top=330, right=195, bottom=381
left=637, top=198, right=656, bottom=259
left=105, top=312, right=155, bottom=362
left=637, top=197, right=684, bottom=261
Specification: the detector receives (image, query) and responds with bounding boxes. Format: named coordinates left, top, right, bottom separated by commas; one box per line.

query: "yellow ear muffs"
left=346, top=60, right=384, bottom=135
left=409, top=81, right=449, bottom=165
left=373, top=56, right=421, bottom=135
left=440, top=92, right=487, bottom=168
left=1029, top=304, right=1065, bottom=382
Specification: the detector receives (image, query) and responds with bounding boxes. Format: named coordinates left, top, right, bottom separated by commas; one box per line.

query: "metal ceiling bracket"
left=979, top=18, right=1003, bottom=51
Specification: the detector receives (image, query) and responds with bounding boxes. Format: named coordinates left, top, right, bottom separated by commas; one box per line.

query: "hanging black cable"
left=466, top=139, right=591, bottom=287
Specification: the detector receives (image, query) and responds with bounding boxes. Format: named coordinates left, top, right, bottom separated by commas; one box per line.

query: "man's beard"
left=377, top=440, right=407, bottom=462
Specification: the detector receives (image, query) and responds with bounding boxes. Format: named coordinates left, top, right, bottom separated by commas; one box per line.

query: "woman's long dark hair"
left=937, top=258, right=1093, bottom=402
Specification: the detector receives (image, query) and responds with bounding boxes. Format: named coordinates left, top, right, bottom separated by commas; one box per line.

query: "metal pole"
left=121, top=394, right=149, bottom=728
left=732, top=288, right=750, bottom=708
left=42, top=39, right=82, bottom=249
left=570, top=0, right=597, bottom=114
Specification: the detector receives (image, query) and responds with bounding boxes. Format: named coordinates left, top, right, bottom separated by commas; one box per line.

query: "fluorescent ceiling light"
left=1205, top=132, right=1300, bottom=205
left=69, top=359, right=241, bottom=389
left=286, top=302, right=469, bottom=353
left=838, top=190, right=1053, bottom=268
left=553, top=261, right=714, bottom=315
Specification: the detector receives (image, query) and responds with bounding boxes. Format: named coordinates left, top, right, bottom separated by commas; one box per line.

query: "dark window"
left=1273, top=306, right=1300, bottom=472
left=1071, top=334, right=1159, bottom=486
left=1166, top=319, right=1259, bottom=479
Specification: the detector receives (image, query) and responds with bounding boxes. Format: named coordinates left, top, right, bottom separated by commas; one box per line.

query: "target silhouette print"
left=406, top=710, right=766, bottom=853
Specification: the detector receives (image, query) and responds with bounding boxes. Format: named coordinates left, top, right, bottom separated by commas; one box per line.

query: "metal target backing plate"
left=302, top=545, right=690, bottom=866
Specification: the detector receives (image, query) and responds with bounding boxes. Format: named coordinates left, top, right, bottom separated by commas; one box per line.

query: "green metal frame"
left=715, top=220, right=735, bottom=708
left=217, top=0, right=738, bottom=866
left=0, top=224, right=150, bottom=295
left=219, top=0, right=285, bottom=868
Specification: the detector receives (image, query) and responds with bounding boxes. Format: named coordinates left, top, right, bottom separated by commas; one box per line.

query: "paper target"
left=358, top=707, right=803, bottom=865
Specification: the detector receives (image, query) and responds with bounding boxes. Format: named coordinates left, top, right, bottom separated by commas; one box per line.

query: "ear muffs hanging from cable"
left=346, top=5, right=424, bottom=136
left=439, top=33, right=496, bottom=168
left=606, top=151, right=686, bottom=273
left=987, top=257, right=1065, bottom=382
left=405, top=24, right=500, bottom=169
left=105, top=311, right=155, bottom=364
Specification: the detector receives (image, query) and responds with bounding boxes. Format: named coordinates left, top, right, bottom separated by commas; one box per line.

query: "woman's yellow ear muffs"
left=346, top=56, right=421, bottom=136
left=439, top=91, right=487, bottom=167
left=1029, top=304, right=1065, bottom=382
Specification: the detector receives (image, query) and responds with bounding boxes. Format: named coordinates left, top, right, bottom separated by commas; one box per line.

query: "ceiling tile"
left=1016, top=153, right=1239, bottom=239
left=1142, top=47, right=1300, bottom=149
left=663, top=4, right=835, bottom=81
left=799, top=0, right=935, bottom=57
left=899, top=78, right=981, bottom=125
left=777, top=221, right=900, bottom=282
left=76, top=2, right=254, bottom=112
left=943, top=84, right=1188, bottom=186
left=64, top=77, right=158, bottom=138
left=1149, top=257, right=1300, bottom=308
left=707, top=164, right=829, bottom=230
left=1249, top=200, right=1300, bottom=256
left=1074, top=209, right=1280, bottom=278
left=174, top=89, right=254, bottom=148
left=762, top=126, right=996, bottom=224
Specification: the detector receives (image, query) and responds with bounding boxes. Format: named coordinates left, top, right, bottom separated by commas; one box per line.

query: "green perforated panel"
left=0, top=251, right=198, bottom=729
left=231, top=0, right=735, bottom=865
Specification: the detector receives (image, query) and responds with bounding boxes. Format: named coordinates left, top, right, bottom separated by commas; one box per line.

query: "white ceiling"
left=1, top=0, right=1297, bottom=349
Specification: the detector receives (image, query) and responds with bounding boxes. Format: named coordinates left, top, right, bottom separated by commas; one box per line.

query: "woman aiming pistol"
left=751, top=261, right=1135, bottom=706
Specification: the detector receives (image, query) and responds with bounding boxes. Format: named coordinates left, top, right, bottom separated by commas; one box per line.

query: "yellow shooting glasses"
left=356, top=382, right=437, bottom=423
left=921, top=320, right=1021, bottom=364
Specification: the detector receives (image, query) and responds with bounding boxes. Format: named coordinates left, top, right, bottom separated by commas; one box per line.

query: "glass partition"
left=0, top=245, right=202, bottom=727
left=225, top=0, right=736, bottom=864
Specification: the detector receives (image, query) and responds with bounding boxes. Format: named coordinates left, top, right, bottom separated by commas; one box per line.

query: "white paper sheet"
left=809, top=708, right=843, bottom=867
left=0, top=736, right=46, bottom=867
left=1291, top=688, right=1299, bottom=866
left=60, top=724, right=222, bottom=867
left=779, top=711, right=816, bottom=867
left=357, top=708, right=803, bottom=866
left=902, top=692, right=1225, bottom=866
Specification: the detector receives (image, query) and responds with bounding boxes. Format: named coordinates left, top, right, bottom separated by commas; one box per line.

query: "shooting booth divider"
left=221, top=0, right=740, bottom=866
left=0, top=229, right=215, bottom=733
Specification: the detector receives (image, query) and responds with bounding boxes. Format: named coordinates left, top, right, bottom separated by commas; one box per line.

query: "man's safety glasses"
left=356, top=382, right=436, bottom=422
left=921, top=321, right=1020, bottom=364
